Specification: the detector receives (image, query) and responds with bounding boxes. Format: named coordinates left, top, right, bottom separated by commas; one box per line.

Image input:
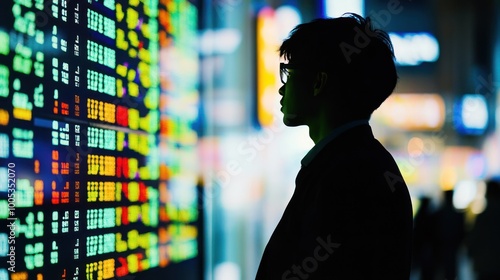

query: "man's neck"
left=308, top=123, right=334, bottom=145
left=308, top=115, right=367, bottom=144
left=308, top=119, right=347, bottom=144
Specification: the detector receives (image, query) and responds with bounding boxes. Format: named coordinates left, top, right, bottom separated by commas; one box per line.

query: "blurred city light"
left=453, top=180, right=478, bottom=210
left=256, top=6, right=301, bottom=127
left=324, top=0, right=364, bottom=17
left=199, top=29, right=242, bottom=55
left=372, top=93, right=445, bottom=130
left=453, top=94, right=489, bottom=135
left=214, top=262, right=241, bottom=280
left=389, top=32, right=440, bottom=66
left=440, top=147, right=486, bottom=191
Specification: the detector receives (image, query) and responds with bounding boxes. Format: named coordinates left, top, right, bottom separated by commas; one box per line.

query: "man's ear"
left=313, top=72, right=328, bottom=96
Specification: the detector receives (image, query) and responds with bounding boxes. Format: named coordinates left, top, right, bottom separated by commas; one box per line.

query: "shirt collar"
left=300, top=119, right=369, bottom=167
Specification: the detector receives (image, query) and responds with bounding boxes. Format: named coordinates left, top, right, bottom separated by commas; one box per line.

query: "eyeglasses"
left=280, top=63, right=301, bottom=84
left=280, top=63, right=322, bottom=84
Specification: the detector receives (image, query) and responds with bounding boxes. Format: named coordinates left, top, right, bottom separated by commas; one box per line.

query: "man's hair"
left=279, top=13, right=397, bottom=118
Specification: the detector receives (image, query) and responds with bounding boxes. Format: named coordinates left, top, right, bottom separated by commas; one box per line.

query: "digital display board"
left=0, top=0, right=201, bottom=279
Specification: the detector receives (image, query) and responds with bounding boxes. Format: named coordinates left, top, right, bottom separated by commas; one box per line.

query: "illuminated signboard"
left=323, top=0, right=364, bottom=18
left=453, top=94, right=489, bottom=135
left=0, top=0, right=200, bottom=279
left=372, top=93, right=446, bottom=131
left=364, top=0, right=439, bottom=69
left=389, top=32, right=440, bottom=66
left=256, top=6, right=301, bottom=127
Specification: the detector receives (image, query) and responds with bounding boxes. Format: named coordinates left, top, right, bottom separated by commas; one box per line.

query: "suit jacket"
left=256, top=124, right=413, bottom=279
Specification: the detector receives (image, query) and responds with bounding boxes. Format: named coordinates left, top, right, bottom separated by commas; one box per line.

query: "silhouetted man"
left=256, top=14, right=413, bottom=279
left=467, top=179, right=500, bottom=280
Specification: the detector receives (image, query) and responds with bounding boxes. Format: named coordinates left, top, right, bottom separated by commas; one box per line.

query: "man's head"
left=278, top=13, right=397, bottom=127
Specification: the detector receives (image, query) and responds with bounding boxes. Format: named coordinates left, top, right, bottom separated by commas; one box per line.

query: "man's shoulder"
left=321, top=136, right=396, bottom=169
left=314, top=139, right=406, bottom=195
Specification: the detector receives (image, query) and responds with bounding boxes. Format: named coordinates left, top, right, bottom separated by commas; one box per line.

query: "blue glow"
left=453, top=94, right=489, bottom=135
left=389, top=32, right=440, bottom=66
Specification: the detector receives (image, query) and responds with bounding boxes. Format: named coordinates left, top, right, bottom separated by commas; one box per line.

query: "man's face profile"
left=278, top=65, right=317, bottom=127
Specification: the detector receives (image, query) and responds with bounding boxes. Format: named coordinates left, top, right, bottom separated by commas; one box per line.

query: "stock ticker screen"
left=0, top=0, right=202, bottom=279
